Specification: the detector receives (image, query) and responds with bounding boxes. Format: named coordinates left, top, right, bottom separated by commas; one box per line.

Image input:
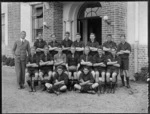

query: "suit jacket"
left=12, top=39, right=30, bottom=61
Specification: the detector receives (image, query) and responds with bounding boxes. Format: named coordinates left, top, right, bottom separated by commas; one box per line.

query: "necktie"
left=22, top=40, right=24, bottom=45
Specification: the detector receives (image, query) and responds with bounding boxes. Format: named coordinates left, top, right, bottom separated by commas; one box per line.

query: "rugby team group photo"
left=12, top=31, right=131, bottom=96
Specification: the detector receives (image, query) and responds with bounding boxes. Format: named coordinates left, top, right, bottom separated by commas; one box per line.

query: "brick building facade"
left=1, top=2, right=148, bottom=80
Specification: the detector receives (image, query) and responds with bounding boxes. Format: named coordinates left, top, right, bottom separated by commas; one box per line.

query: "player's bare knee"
left=45, top=83, right=52, bottom=89
left=92, top=83, right=99, bottom=88
left=60, top=85, right=67, bottom=91
left=74, top=84, right=81, bottom=90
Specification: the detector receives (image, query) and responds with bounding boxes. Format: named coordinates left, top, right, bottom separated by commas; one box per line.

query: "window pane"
left=85, top=8, right=91, bottom=13
left=96, top=8, right=101, bottom=16
left=91, top=12, right=97, bottom=17
left=86, top=13, right=91, bottom=17
left=2, top=14, right=5, bottom=25
left=2, top=25, right=5, bottom=42
left=32, top=6, right=43, bottom=42
left=38, top=18, right=43, bottom=28
left=92, top=7, right=99, bottom=12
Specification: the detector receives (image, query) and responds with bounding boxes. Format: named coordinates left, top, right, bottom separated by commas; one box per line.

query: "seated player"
left=106, top=48, right=120, bottom=93
left=48, top=34, right=60, bottom=57
left=53, top=46, right=67, bottom=75
left=74, top=66, right=99, bottom=94
left=86, top=33, right=99, bottom=56
left=66, top=45, right=80, bottom=91
left=77, top=46, right=95, bottom=80
left=45, top=66, right=68, bottom=95
left=93, top=46, right=106, bottom=94
left=73, top=33, right=84, bottom=56
left=26, top=47, right=39, bottom=92
left=39, top=45, right=54, bottom=91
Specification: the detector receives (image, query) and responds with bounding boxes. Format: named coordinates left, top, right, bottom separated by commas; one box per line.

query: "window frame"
left=32, top=4, right=43, bottom=42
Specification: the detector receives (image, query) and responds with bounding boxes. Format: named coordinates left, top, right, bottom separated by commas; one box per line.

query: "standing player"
left=93, top=46, right=106, bottom=94
left=103, top=34, right=117, bottom=57
left=106, top=48, right=121, bottom=93
left=74, top=67, right=99, bottom=94
left=66, top=46, right=80, bottom=91
left=34, top=32, right=47, bottom=57
left=117, top=34, right=131, bottom=88
left=73, top=33, right=84, bottom=56
left=39, top=45, right=54, bottom=91
left=48, top=34, right=60, bottom=57
left=86, top=33, right=99, bottom=56
left=45, top=66, right=68, bottom=95
left=61, top=32, right=73, bottom=56
left=26, top=47, right=39, bottom=92
left=77, top=46, right=95, bottom=80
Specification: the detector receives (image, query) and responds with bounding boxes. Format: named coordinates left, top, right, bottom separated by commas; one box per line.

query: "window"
left=1, top=14, right=5, bottom=43
left=78, top=2, right=102, bottom=19
left=32, top=5, right=43, bottom=42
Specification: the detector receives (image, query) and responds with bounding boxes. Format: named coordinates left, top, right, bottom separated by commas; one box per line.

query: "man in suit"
left=12, top=31, right=31, bottom=89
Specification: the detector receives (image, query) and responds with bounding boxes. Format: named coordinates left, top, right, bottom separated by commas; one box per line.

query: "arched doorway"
left=77, top=2, right=102, bottom=45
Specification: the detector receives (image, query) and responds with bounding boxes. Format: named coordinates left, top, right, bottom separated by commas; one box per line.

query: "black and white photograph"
left=1, top=1, right=149, bottom=113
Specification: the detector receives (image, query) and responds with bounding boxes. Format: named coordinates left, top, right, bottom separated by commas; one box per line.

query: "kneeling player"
left=39, top=45, right=54, bottom=91
left=93, top=46, right=106, bottom=94
left=26, top=47, right=39, bottom=92
left=45, top=66, right=68, bottom=95
left=66, top=46, right=80, bottom=91
left=106, top=48, right=120, bottom=93
left=74, top=67, right=99, bottom=94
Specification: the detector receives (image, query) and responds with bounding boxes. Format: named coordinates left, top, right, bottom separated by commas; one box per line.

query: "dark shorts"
left=27, top=68, right=38, bottom=77
left=80, top=84, right=92, bottom=92
left=94, top=67, right=106, bottom=73
left=39, top=68, right=52, bottom=77
left=120, top=58, right=129, bottom=70
left=52, top=84, right=66, bottom=91
left=107, top=67, right=119, bottom=76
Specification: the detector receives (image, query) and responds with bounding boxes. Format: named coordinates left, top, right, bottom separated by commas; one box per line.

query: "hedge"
left=2, top=55, right=15, bottom=66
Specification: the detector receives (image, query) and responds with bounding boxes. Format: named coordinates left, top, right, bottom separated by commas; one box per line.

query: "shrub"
left=2, top=55, right=7, bottom=62
left=9, top=58, right=15, bottom=66
left=134, top=67, right=149, bottom=83
left=2, top=55, right=15, bottom=66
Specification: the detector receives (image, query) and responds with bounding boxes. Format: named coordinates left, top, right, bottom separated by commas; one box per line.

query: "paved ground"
left=2, top=66, right=148, bottom=113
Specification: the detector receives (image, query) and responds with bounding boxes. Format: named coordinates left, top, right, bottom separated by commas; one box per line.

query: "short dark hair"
left=57, top=65, right=63, bottom=70
left=38, top=32, right=42, bottom=35
left=120, top=34, right=126, bottom=38
left=76, top=33, right=81, bottom=36
left=44, top=45, right=49, bottom=49
left=65, top=31, right=70, bottom=35
left=21, top=31, right=26, bottom=34
left=111, top=47, right=117, bottom=51
left=83, top=66, right=89, bottom=70
left=98, top=45, right=103, bottom=50
left=51, top=34, right=56, bottom=37
left=107, top=34, right=112, bottom=37
left=90, top=33, right=95, bottom=36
